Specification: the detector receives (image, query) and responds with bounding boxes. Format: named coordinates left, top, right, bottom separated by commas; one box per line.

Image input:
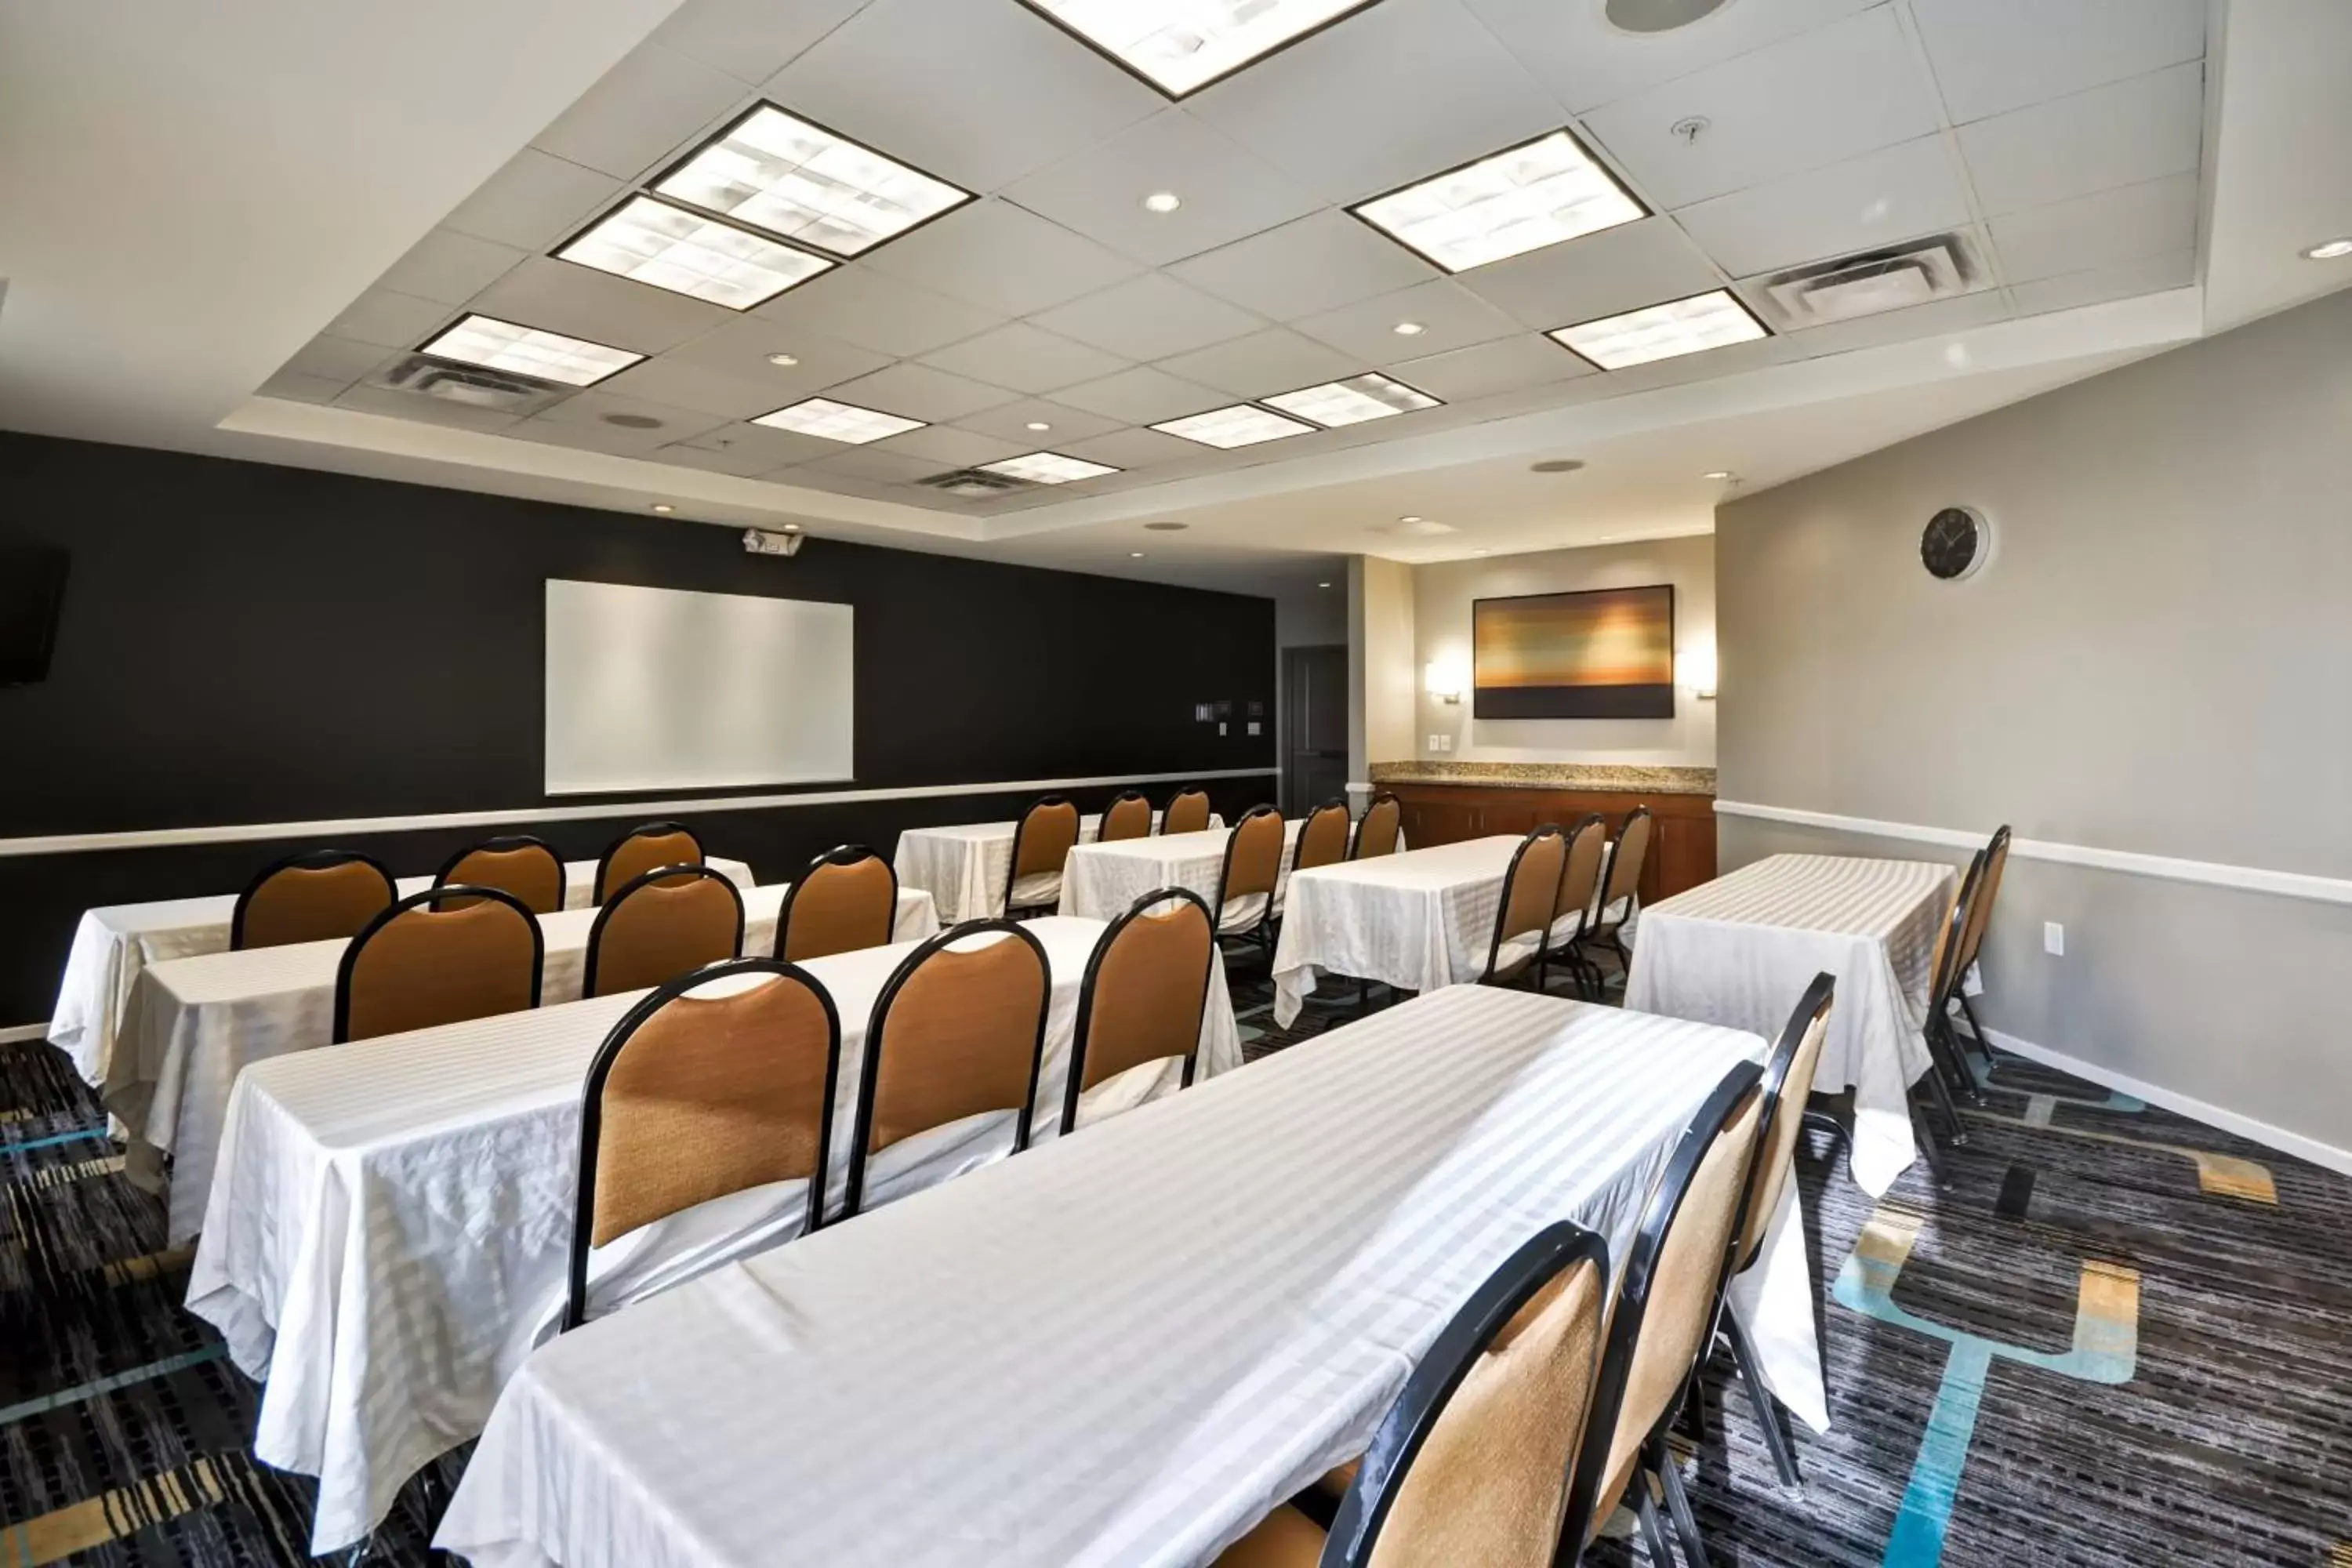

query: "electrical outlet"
left=2043, top=921, right=2064, bottom=956
left=1246, top=720, right=1261, bottom=736
left=1427, top=733, right=1450, bottom=753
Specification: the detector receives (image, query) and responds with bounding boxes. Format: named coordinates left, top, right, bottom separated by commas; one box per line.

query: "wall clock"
left=1921, top=506, right=1991, bottom=582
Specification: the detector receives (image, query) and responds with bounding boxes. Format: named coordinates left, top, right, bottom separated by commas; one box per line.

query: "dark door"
left=1282, top=644, right=1348, bottom=817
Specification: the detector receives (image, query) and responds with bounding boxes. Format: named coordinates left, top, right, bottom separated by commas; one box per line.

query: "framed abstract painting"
left=1472, top=585, right=1675, bottom=719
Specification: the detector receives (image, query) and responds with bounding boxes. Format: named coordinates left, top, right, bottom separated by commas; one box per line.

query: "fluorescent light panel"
left=981, top=452, right=1120, bottom=485
left=1353, top=129, right=1645, bottom=273
left=557, top=196, right=831, bottom=309
left=1024, top=0, right=1379, bottom=96
left=418, top=314, right=642, bottom=387
left=1263, top=373, right=1439, bottom=429
left=657, top=106, right=968, bottom=257
left=1152, top=405, right=1316, bottom=448
left=754, top=397, right=924, bottom=444
left=1551, top=290, right=1768, bottom=370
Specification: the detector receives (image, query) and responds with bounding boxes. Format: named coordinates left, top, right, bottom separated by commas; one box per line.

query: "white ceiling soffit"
left=2199, top=0, right=2352, bottom=331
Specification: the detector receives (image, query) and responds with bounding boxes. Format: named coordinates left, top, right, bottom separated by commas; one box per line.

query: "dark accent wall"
left=0, top=430, right=1276, bottom=1019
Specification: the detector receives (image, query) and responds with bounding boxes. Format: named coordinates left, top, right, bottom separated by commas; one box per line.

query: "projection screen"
left=544, top=579, right=854, bottom=795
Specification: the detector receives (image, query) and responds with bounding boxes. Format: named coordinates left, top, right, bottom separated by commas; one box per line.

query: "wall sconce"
left=1425, top=658, right=1465, bottom=706
left=1683, top=641, right=1718, bottom=701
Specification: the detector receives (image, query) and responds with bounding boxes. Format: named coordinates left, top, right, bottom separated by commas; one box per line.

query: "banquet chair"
left=1478, top=825, right=1569, bottom=989
left=1097, top=790, right=1153, bottom=843
left=1538, top=814, right=1610, bottom=1000
left=1279, top=799, right=1352, bottom=920
left=1559, top=1061, right=1766, bottom=1568
left=1348, top=792, right=1401, bottom=860
left=1161, top=787, right=1214, bottom=836
left=844, top=920, right=1051, bottom=1219
left=1944, top=825, right=2013, bottom=1091
left=1214, top=1220, right=1611, bottom=1568
left=1211, top=805, right=1287, bottom=956
left=775, top=844, right=897, bottom=962
left=583, top=863, right=746, bottom=999
left=594, top=820, right=702, bottom=903
left=434, top=834, right=565, bottom=914
left=1004, top=796, right=1082, bottom=918
left=332, top=885, right=543, bottom=1044
left=230, top=848, right=397, bottom=950
left=564, top=957, right=841, bottom=1331
left=1060, top=887, right=1216, bottom=1136
left=1912, top=851, right=1985, bottom=1160
left=1571, top=805, right=1651, bottom=993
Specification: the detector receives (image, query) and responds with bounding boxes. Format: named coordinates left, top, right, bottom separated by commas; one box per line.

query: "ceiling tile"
left=788, top=468, right=913, bottom=501
left=951, top=398, right=1125, bottom=445
left=331, top=383, right=524, bottom=434
left=649, top=0, right=872, bottom=85
left=593, top=356, right=807, bottom=419
left=1293, top=279, right=1519, bottom=362
left=1053, top=365, right=1233, bottom=424
left=2009, top=248, right=2195, bottom=316
left=284, top=335, right=397, bottom=383
left=1385, top=334, right=1592, bottom=400
left=750, top=265, right=1004, bottom=357
left=660, top=314, right=892, bottom=390
left=767, top=0, right=1160, bottom=191
left=1914, top=0, right=2206, bottom=124
left=469, top=256, right=739, bottom=354
left=1030, top=274, right=1265, bottom=361
left=1769, top=286, right=2012, bottom=358
left=1156, top=328, right=1362, bottom=399
left=526, top=387, right=729, bottom=448
left=1168, top=209, right=1440, bottom=321
left=1002, top=110, right=1322, bottom=266
left=652, top=437, right=796, bottom=477
left=873, top=424, right=1028, bottom=467
left=1582, top=8, right=1940, bottom=211
left=1188, top=0, right=1560, bottom=205
left=861, top=199, right=1145, bottom=317
left=670, top=420, right=846, bottom=466
left=825, top=361, right=1016, bottom=421
left=794, top=446, right=943, bottom=485
left=254, top=369, right=351, bottom=405
left=918, top=321, right=1130, bottom=395
left=1957, top=60, right=2205, bottom=216
left=1673, top=136, right=1972, bottom=278
left=1056, top=426, right=1205, bottom=469
left=1458, top=217, right=1723, bottom=329
left=442, top=149, right=626, bottom=252
left=528, top=45, right=746, bottom=180
left=1466, top=0, right=1878, bottom=114
left=376, top=229, right=527, bottom=306
left=1989, top=172, right=2200, bottom=282
left=325, top=289, right=452, bottom=350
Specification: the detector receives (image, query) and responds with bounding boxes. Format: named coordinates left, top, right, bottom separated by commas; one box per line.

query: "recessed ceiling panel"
left=1152, top=404, right=1317, bottom=448
left=980, top=450, right=1120, bottom=484
left=1352, top=129, right=1645, bottom=273
left=1261, top=372, right=1441, bottom=427
left=419, top=314, right=644, bottom=387
left=755, top=395, right=927, bottom=443
left=558, top=195, right=833, bottom=309
left=655, top=104, right=971, bottom=257
left=1018, top=0, right=1381, bottom=97
left=1549, top=289, right=1768, bottom=370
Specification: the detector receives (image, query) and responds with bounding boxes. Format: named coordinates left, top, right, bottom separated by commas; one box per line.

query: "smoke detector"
left=368, top=354, right=571, bottom=416
left=1754, top=232, right=1985, bottom=329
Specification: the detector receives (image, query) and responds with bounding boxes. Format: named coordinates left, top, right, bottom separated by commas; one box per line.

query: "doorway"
left=1281, top=644, right=1348, bottom=817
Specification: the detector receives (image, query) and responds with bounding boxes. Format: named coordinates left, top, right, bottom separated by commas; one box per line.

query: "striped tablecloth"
left=437, top=985, right=1820, bottom=1568
left=45, top=858, right=754, bottom=1087
left=895, top=811, right=1222, bottom=924
left=109, top=884, right=935, bottom=1245
left=1268, top=836, right=1520, bottom=1025
left=187, top=916, right=1243, bottom=1554
left=1625, top=852, right=1956, bottom=1194
left=1056, top=820, right=1304, bottom=923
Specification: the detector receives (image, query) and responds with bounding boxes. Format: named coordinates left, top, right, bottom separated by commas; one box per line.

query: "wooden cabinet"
left=1381, top=784, right=1716, bottom=906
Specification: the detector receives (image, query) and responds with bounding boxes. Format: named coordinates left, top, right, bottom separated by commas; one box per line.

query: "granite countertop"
left=1369, top=760, right=1718, bottom=795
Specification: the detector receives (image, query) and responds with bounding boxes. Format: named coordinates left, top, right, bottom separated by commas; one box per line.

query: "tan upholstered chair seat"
left=1214, top=1505, right=1326, bottom=1567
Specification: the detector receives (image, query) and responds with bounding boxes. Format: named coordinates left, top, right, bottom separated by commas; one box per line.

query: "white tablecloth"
left=109, top=883, right=933, bottom=1245
left=1625, top=853, right=1956, bottom=1196
left=1269, top=836, right=1525, bottom=1026
left=45, top=858, right=753, bottom=1087
left=1056, top=820, right=1304, bottom=923
left=187, top=914, right=1239, bottom=1553
left=436, top=984, right=1821, bottom=1568
left=895, top=812, right=1221, bottom=924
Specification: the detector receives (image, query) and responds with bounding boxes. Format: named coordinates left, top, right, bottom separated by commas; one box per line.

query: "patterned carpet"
left=4, top=963, right=2350, bottom=1565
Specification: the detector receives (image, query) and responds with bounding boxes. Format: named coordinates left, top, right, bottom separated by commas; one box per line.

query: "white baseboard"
left=0, top=1022, right=52, bottom=1044
left=1979, top=1023, right=2352, bottom=1178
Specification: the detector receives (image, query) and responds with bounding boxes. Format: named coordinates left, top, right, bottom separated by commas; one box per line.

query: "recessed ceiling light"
left=418, top=314, right=643, bottom=387
left=1352, top=129, right=1646, bottom=273
left=557, top=195, right=830, bottom=310
left=1131, top=550, right=1147, bottom=558
left=1703, top=470, right=1733, bottom=481
left=1020, top=0, right=1382, bottom=97
left=650, top=503, right=675, bottom=514
left=1317, top=581, right=1332, bottom=588
left=1263, top=373, right=1442, bottom=429
left=1142, top=191, right=1182, bottom=213
left=981, top=452, right=1120, bottom=485
left=766, top=352, right=800, bottom=368
left=1399, top=515, right=1425, bottom=524
left=1026, top=420, right=1052, bottom=431
left=1550, top=289, right=1769, bottom=370
left=1392, top=321, right=1426, bottom=336
left=2302, top=238, right=2352, bottom=260
left=1143, top=521, right=1189, bottom=531
left=1151, top=405, right=1316, bottom=448
left=755, top=396, right=925, bottom=444
left=1472, top=548, right=1490, bottom=556
left=655, top=104, right=970, bottom=258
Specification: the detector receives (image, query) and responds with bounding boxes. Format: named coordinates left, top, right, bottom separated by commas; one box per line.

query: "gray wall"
left=1716, top=286, right=2352, bottom=1158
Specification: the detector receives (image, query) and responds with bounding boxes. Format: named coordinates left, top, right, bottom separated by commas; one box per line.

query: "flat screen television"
left=1472, top=584, right=1675, bottom=720
left=0, top=545, right=71, bottom=686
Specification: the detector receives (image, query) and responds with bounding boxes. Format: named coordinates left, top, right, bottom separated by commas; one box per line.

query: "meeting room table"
left=1625, top=852, right=1958, bottom=1194
left=1268, top=834, right=1527, bottom=1026
left=434, top=984, right=1826, bottom=1568
left=45, top=855, right=754, bottom=1087
left=895, top=808, right=1223, bottom=924
left=187, top=914, right=1243, bottom=1555
left=1055, top=817, right=1308, bottom=924
left=107, top=880, right=935, bottom=1246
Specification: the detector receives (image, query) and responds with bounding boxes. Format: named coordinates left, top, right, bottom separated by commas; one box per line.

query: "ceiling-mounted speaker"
left=1605, top=0, right=1731, bottom=34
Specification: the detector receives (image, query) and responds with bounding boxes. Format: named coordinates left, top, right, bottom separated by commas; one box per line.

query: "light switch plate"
left=1247, top=720, right=1261, bottom=735
left=2044, top=921, right=2065, bottom=956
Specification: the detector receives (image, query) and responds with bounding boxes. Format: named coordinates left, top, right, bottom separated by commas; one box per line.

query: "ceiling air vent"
left=367, top=354, right=572, bottom=416
left=920, top=468, right=1034, bottom=499
left=1754, top=231, right=1984, bottom=330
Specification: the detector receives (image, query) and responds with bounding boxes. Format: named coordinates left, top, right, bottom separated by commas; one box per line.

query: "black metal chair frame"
left=1059, top=886, right=1217, bottom=1136
left=1094, top=790, right=1152, bottom=842
left=593, top=819, right=701, bottom=903
left=774, top=843, right=896, bottom=960
left=1159, top=787, right=1213, bottom=835
left=230, top=848, right=397, bottom=950
left=1478, top=823, right=1567, bottom=988
left=433, top=833, right=566, bottom=910
left=1942, top=826, right=2013, bottom=1094
left=1536, top=812, right=1610, bottom=1001
left=1320, top=1219, right=1613, bottom=1568
left=1572, top=804, right=1651, bottom=990
left=843, top=919, right=1052, bottom=1220
left=1347, top=791, right=1400, bottom=860
left=562, top=956, right=842, bottom=1333
left=1210, top=804, right=1286, bottom=958
left=1003, top=796, right=1078, bottom=920
left=331, top=884, right=544, bottom=1044
left=1912, top=851, right=1985, bottom=1161
left=582, top=863, right=746, bottom=998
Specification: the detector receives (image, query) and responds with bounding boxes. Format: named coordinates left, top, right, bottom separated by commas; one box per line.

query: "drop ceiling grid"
left=277, top=0, right=2211, bottom=510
